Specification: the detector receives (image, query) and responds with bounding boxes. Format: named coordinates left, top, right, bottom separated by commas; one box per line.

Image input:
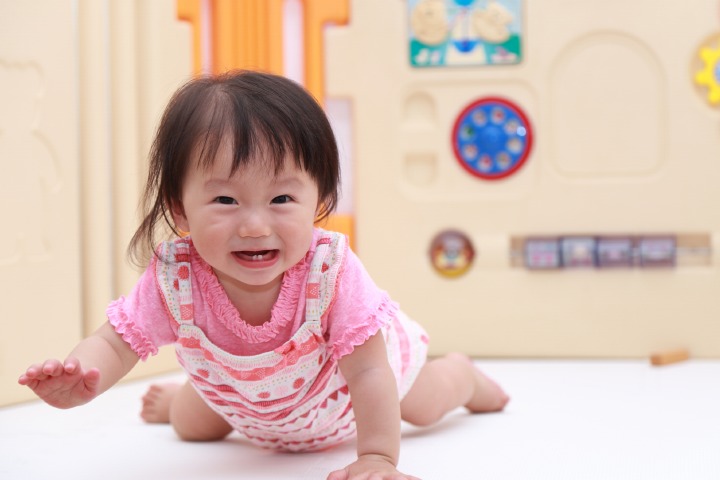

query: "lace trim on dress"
left=190, top=243, right=311, bottom=344
left=330, top=293, right=399, bottom=360
left=106, top=298, right=158, bottom=361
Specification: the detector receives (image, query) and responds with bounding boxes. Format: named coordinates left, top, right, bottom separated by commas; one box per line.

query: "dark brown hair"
left=128, top=70, right=340, bottom=265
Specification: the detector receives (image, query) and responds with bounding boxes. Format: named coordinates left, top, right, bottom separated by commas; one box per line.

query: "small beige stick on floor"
left=650, top=348, right=690, bottom=366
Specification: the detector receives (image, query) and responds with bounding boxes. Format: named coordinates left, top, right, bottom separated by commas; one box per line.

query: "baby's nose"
left=237, top=209, right=271, bottom=238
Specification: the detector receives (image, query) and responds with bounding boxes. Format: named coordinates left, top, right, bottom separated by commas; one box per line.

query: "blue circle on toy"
left=451, top=97, right=533, bottom=180
left=453, top=39, right=479, bottom=53
left=714, top=58, right=720, bottom=83
left=453, top=0, right=476, bottom=6
left=479, top=125, right=504, bottom=152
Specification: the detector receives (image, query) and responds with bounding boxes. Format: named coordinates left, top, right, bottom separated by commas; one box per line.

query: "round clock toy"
left=451, top=97, right=533, bottom=180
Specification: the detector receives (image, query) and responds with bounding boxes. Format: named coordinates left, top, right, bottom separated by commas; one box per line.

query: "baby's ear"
left=170, top=202, right=189, bottom=233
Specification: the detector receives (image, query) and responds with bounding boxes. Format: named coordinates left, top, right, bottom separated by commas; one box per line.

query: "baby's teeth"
left=252, top=254, right=262, bottom=261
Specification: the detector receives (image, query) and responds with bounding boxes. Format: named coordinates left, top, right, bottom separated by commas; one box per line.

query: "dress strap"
left=155, top=239, right=194, bottom=325
left=305, top=231, right=346, bottom=324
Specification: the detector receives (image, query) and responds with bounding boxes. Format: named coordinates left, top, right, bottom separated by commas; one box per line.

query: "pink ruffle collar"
left=187, top=240, right=312, bottom=344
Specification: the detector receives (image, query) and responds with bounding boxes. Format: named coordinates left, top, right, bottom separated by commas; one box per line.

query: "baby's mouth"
left=234, top=249, right=279, bottom=262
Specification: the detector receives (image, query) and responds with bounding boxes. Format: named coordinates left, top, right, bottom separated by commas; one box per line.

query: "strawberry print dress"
left=108, top=229, right=429, bottom=451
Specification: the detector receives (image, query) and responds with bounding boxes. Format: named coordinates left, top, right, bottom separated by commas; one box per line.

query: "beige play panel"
left=326, top=0, right=720, bottom=357
left=0, top=0, right=82, bottom=406
left=0, top=0, right=190, bottom=406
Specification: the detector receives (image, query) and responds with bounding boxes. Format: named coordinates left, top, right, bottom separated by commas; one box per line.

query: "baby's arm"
left=18, top=321, right=139, bottom=409
left=327, top=332, right=420, bottom=480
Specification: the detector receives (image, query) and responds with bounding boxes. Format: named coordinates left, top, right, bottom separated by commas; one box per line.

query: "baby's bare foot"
left=466, top=367, right=510, bottom=413
left=141, top=383, right=181, bottom=423
left=445, top=353, right=509, bottom=413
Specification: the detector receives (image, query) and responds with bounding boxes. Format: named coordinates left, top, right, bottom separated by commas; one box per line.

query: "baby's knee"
left=170, top=412, right=232, bottom=442
left=169, top=383, right=233, bottom=442
left=443, top=352, right=473, bottom=368
left=400, top=403, right=445, bottom=427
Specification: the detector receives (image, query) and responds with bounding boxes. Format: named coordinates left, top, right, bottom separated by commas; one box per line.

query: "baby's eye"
left=215, top=196, right=237, bottom=205
left=271, top=195, right=293, bottom=204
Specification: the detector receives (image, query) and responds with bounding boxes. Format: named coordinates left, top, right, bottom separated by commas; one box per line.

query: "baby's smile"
left=233, top=249, right=280, bottom=267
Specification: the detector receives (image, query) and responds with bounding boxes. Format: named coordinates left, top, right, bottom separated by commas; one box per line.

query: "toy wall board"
left=326, top=0, right=720, bottom=358
left=94, top=0, right=193, bottom=381
left=0, top=0, right=192, bottom=406
left=0, top=0, right=82, bottom=405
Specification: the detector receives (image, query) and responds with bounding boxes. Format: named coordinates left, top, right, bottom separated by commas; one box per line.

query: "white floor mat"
left=2, top=360, right=719, bottom=479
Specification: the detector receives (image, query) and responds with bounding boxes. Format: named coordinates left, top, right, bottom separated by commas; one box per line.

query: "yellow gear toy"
left=694, top=34, right=720, bottom=106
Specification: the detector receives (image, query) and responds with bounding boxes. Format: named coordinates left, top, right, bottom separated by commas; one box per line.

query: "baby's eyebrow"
left=203, top=178, right=232, bottom=190
left=272, top=175, right=303, bottom=187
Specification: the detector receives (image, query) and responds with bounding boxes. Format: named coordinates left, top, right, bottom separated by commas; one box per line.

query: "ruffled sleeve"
left=324, top=247, right=400, bottom=360
left=106, top=254, right=177, bottom=361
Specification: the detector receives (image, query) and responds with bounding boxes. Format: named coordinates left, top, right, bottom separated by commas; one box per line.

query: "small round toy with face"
left=429, top=230, right=475, bottom=278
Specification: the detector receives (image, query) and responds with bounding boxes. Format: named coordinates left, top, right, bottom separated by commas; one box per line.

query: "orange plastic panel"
left=212, top=0, right=238, bottom=73
left=318, top=214, right=355, bottom=251
left=210, top=0, right=283, bottom=74
left=302, top=0, right=349, bottom=102
left=251, top=0, right=284, bottom=73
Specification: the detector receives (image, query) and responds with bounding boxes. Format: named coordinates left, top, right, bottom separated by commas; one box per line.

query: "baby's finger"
left=21, top=363, right=45, bottom=380
left=17, top=373, right=37, bottom=386
left=63, top=357, right=81, bottom=374
left=326, top=468, right=348, bottom=480
left=83, top=368, right=101, bottom=391
left=41, top=359, right=65, bottom=377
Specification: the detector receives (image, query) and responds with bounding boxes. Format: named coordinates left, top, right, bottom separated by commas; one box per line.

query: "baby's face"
left=174, top=137, right=319, bottom=296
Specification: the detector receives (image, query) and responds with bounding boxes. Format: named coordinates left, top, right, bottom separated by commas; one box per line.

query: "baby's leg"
left=141, top=381, right=233, bottom=441
left=400, top=352, right=509, bottom=427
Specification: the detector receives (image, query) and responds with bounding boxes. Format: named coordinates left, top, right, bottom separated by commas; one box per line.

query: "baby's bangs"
left=229, top=90, right=303, bottom=176
left=194, top=89, right=299, bottom=177
left=190, top=93, right=235, bottom=171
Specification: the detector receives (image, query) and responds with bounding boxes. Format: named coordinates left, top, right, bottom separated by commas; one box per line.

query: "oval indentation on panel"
left=404, top=152, right=437, bottom=187
left=403, top=92, right=437, bottom=129
left=549, top=32, right=666, bottom=177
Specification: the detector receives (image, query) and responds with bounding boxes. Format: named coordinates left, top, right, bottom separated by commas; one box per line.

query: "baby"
left=19, top=70, right=509, bottom=479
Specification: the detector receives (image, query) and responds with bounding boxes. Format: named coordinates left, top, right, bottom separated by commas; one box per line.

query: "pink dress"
left=108, top=229, right=428, bottom=451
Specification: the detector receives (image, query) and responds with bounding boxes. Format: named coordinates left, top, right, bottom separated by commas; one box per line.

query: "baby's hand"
left=18, top=357, right=100, bottom=409
left=326, top=454, right=422, bottom=480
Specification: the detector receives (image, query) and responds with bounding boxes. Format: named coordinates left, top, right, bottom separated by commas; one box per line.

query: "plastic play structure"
left=2, top=0, right=720, bottom=406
